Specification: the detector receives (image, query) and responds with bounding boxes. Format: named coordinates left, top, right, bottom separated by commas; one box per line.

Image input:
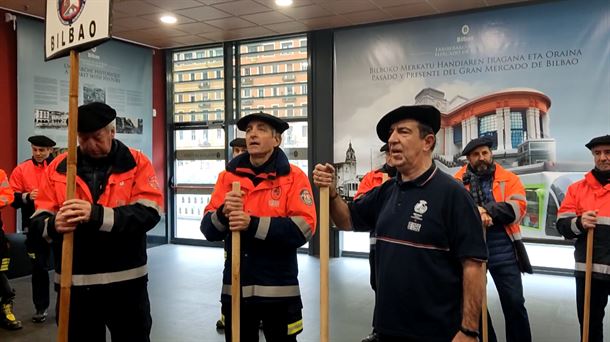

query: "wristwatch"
left=459, top=326, right=480, bottom=338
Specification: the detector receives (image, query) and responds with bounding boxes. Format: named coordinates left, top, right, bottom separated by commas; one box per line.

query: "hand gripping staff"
left=57, top=50, right=79, bottom=342
left=582, top=227, right=594, bottom=342
left=231, top=181, right=241, bottom=342
left=319, top=186, right=330, bottom=342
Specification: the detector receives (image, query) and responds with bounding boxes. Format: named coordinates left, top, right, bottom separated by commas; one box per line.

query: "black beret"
left=380, top=143, right=389, bottom=152
left=376, top=105, right=441, bottom=143
left=229, top=138, right=246, bottom=148
left=28, top=135, right=56, bottom=147
left=461, top=136, right=495, bottom=156
left=237, top=112, right=289, bottom=134
left=585, top=135, right=610, bottom=150
left=77, top=102, right=117, bottom=133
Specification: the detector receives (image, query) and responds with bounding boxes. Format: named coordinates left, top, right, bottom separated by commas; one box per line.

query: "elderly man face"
left=387, top=119, right=434, bottom=171
left=232, top=146, right=247, bottom=158
left=467, top=145, right=494, bottom=172
left=245, top=120, right=281, bottom=165
left=78, top=124, right=115, bottom=159
left=31, top=145, right=53, bottom=163
left=592, top=144, right=610, bottom=171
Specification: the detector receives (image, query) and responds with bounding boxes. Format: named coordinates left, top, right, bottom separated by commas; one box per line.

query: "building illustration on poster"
left=18, top=17, right=152, bottom=160
left=333, top=0, right=609, bottom=241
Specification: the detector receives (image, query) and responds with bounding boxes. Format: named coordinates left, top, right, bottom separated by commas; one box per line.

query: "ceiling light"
left=160, top=15, right=177, bottom=24
left=275, top=0, right=293, bottom=7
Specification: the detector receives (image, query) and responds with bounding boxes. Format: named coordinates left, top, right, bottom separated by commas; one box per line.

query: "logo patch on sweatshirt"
left=300, top=189, right=313, bottom=206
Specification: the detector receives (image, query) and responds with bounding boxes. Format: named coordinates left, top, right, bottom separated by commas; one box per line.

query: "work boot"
left=0, top=301, right=22, bottom=330
left=361, top=330, right=378, bottom=342
left=32, top=308, right=48, bottom=323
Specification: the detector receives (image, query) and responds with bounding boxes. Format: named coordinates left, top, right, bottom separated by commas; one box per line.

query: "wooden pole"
left=482, top=267, right=488, bottom=342
left=582, top=228, right=595, bottom=342
left=231, top=181, right=241, bottom=342
left=319, top=187, right=330, bottom=342
left=57, top=50, right=79, bottom=342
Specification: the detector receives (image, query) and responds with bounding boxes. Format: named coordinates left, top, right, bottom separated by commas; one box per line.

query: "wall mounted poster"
left=18, top=17, right=153, bottom=162
left=334, top=0, right=610, bottom=240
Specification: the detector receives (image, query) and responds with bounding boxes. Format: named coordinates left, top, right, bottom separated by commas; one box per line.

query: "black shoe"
left=361, top=331, right=378, bottom=342
left=32, top=309, right=48, bottom=323
left=0, top=302, right=23, bottom=330
left=216, top=318, right=225, bottom=330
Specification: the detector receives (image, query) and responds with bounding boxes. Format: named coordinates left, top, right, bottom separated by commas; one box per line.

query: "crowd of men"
left=0, top=101, right=608, bottom=342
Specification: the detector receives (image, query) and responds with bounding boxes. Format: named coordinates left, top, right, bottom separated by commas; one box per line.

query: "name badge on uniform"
left=407, top=200, right=428, bottom=232
left=269, top=186, right=282, bottom=207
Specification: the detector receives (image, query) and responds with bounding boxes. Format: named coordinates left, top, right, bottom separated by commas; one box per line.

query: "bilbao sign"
left=45, top=0, right=112, bottom=61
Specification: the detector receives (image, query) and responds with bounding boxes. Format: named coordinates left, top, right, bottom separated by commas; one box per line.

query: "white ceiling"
left=1, top=0, right=535, bottom=49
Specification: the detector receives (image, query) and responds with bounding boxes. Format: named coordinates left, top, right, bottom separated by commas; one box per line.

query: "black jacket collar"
left=30, top=155, right=54, bottom=167
left=227, top=148, right=290, bottom=180
left=56, top=139, right=136, bottom=174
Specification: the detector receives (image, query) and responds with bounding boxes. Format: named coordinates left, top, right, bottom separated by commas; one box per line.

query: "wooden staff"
left=320, top=187, right=330, bottom=342
left=582, top=228, right=595, bottom=342
left=57, top=50, right=79, bottom=342
left=482, top=268, right=488, bottom=342
left=231, top=181, right=241, bottom=342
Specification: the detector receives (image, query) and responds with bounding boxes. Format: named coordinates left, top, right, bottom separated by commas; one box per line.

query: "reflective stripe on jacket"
left=557, top=171, right=610, bottom=279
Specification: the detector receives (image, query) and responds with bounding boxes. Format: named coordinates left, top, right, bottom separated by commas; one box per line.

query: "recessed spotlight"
left=275, top=0, right=293, bottom=7
left=160, top=15, right=177, bottom=24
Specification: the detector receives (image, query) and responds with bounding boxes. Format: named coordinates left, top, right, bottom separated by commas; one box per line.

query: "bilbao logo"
left=58, top=0, right=86, bottom=25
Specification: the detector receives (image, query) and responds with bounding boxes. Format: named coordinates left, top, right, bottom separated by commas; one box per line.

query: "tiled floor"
left=0, top=244, right=607, bottom=341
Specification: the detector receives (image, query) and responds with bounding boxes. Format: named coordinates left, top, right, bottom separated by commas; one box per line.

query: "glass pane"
left=175, top=194, right=211, bottom=239
left=175, top=160, right=225, bottom=184
left=280, top=121, right=308, bottom=175
left=173, top=47, right=224, bottom=124
left=175, top=128, right=225, bottom=149
left=174, top=128, right=225, bottom=184
left=342, top=231, right=370, bottom=253
left=239, top=36, right=308, bottom=119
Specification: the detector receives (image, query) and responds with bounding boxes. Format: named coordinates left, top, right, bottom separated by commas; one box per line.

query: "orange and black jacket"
left=557, top=171, right=610, bottom=280
left=201, top=148, right=317, bottom=304
left=30, top=140, right=163, bottom=287
left=454, top=163, right=527, bottom=242
left=9, top=156, right=54, bottom=230
left=0, top=169, right=14, bottom=268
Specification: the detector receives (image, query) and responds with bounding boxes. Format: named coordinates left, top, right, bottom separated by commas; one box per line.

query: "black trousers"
left=479, top=261, right=531, bottom=342
left=222, top=300, right=303, bottom=342
left=56, top=277, right=152, bottom=342
left=0, top=272, right=14, bottom=303
left=576, top=276, right=610, bottom=342
left=26, top=232, right=51, bottom=311
left=369, top=247, right=377, bottom=331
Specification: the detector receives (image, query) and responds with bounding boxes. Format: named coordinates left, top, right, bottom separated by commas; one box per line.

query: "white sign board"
left=45, top=0, right=112, bottom=61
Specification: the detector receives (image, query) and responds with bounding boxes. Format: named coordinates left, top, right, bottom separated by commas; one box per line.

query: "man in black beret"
left=354, top=143, right=396, bottom=342
left=557, top=134, right=610, bottom=342
left=202, top=112, right=316, bottom=341
left=454, top=136, right=532, bottom=342
left=229, top=137, right=247, bottom=158
left=313, top=105, right=487, bottom=341
left=9, top=135, right=56, bottom=323
left=30, top=102, right=163, bottom=341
